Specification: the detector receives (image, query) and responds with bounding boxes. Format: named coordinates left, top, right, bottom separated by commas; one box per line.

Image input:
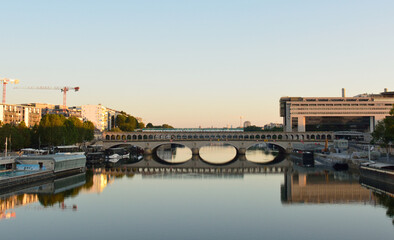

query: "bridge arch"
left=198, top=143, right=238, bottom=165
left=152, top=143, right=192, bottom=164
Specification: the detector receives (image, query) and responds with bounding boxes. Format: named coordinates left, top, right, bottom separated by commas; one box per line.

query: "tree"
left=145, top=123, right=174, bottom=129
left=0, top=114, right=95, bottom=151
left=138, top=122, right=145, bottom=129
left=35, top=114, right=96, bottom=147
left=110, top=127, right=122, bottom=132
left=371, top=106, right=394, bottom=160
left=82, top=121, right=95, bottom=141
left=16, top=122, right=31, bottom=148
left=38, top=114, right=66, bottom=146
left=64, top=117, right=79, bottom=144
left=116, top=115, right=126, bottom=127
left=114, top=114, right=144, bottom=131
left=244, top=125, right=263, bottom=132
left=0, top=122, right=32, bottom=151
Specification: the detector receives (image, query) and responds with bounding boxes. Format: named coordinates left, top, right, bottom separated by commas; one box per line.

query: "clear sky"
left=1, top=0, right=393, bottom=128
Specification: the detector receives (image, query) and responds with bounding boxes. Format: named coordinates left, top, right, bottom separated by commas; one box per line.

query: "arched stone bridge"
left=102, top=131, right=333, bottom=155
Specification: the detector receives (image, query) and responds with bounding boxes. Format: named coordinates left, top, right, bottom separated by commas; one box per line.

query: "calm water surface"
left=1, top=146, right=393, bottom=240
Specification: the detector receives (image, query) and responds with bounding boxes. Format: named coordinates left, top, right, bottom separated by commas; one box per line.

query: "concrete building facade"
left=106, top=108, right=120, bottom=131
left=81, top=104, right=109, bottom=131
left=280, top=89, right=394, bottom=133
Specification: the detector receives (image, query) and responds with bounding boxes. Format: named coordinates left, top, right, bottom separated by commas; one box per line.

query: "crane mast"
left=0, top=78, right=19, bottom=104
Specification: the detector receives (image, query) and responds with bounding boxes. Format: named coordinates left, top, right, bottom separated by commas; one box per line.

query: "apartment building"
left=81, top=104, right=109, bottom=131
left=0, top=104, right=41, bottom=127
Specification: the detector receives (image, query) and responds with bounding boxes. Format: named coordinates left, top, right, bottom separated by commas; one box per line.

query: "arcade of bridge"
left=102, top=131, right=333, bottom=154
left=104, top=131, right=333, bottom=142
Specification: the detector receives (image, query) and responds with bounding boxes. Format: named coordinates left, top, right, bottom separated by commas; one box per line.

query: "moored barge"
left=0, top=154, right=86, bottom=190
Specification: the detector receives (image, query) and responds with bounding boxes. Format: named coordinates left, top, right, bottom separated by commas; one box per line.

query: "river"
left=0, top=145, right=393, bottom=240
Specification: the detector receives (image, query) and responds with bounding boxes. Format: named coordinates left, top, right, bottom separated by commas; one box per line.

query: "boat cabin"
left=15, top=154, right=86, bottom=173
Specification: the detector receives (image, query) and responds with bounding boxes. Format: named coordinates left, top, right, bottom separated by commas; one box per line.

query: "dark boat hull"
left=290, top=152, right=314, bottom=167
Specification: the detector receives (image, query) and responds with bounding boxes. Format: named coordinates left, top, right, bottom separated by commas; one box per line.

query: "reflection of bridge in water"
left=102, top=155, right=291, bottom=175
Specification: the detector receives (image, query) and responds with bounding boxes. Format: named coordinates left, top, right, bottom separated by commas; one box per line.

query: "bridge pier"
left=192, top=148, right=199, bottom=156
left=144, top=148, right=152, bottom=155
left=192, top=155, right=200, bottom=161
left=238, top=148, right=246, bottom=155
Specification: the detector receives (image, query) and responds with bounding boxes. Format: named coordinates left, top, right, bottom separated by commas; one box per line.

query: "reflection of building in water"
left=0, top=173, right=87, bottom=219
left=282, top=170, right=376, bottom=204
left=0, top=194, right=38, bottom=220
left=82, top=170, right=115, bottom=194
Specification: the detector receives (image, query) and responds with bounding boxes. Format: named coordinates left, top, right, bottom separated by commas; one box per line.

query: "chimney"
left=342, top=88, right=346, bottom=98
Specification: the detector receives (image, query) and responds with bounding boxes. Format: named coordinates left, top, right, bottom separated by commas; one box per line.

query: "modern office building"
left=0, top=104, right=41, bottom=127
left=280, top=89, right=394, bottom=133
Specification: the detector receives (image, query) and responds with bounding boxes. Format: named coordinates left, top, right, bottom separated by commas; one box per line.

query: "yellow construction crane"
left=14, top=86, right=80, bottom=109
left=0, top=78, right=19, bottom=104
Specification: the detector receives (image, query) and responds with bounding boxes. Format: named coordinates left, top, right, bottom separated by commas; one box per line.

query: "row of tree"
left=0, top=114, right=94, bottom=151
left=244, top=125, right=283, bottom=132
left=145, top=123, right=174, bottom=129
left=110, top=113, right=174, bottom=132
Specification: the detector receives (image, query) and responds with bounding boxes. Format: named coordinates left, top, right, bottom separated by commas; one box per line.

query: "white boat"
left=105, top=148, right=130, bottom=163
left=107, top=153, right=130, bottom=159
